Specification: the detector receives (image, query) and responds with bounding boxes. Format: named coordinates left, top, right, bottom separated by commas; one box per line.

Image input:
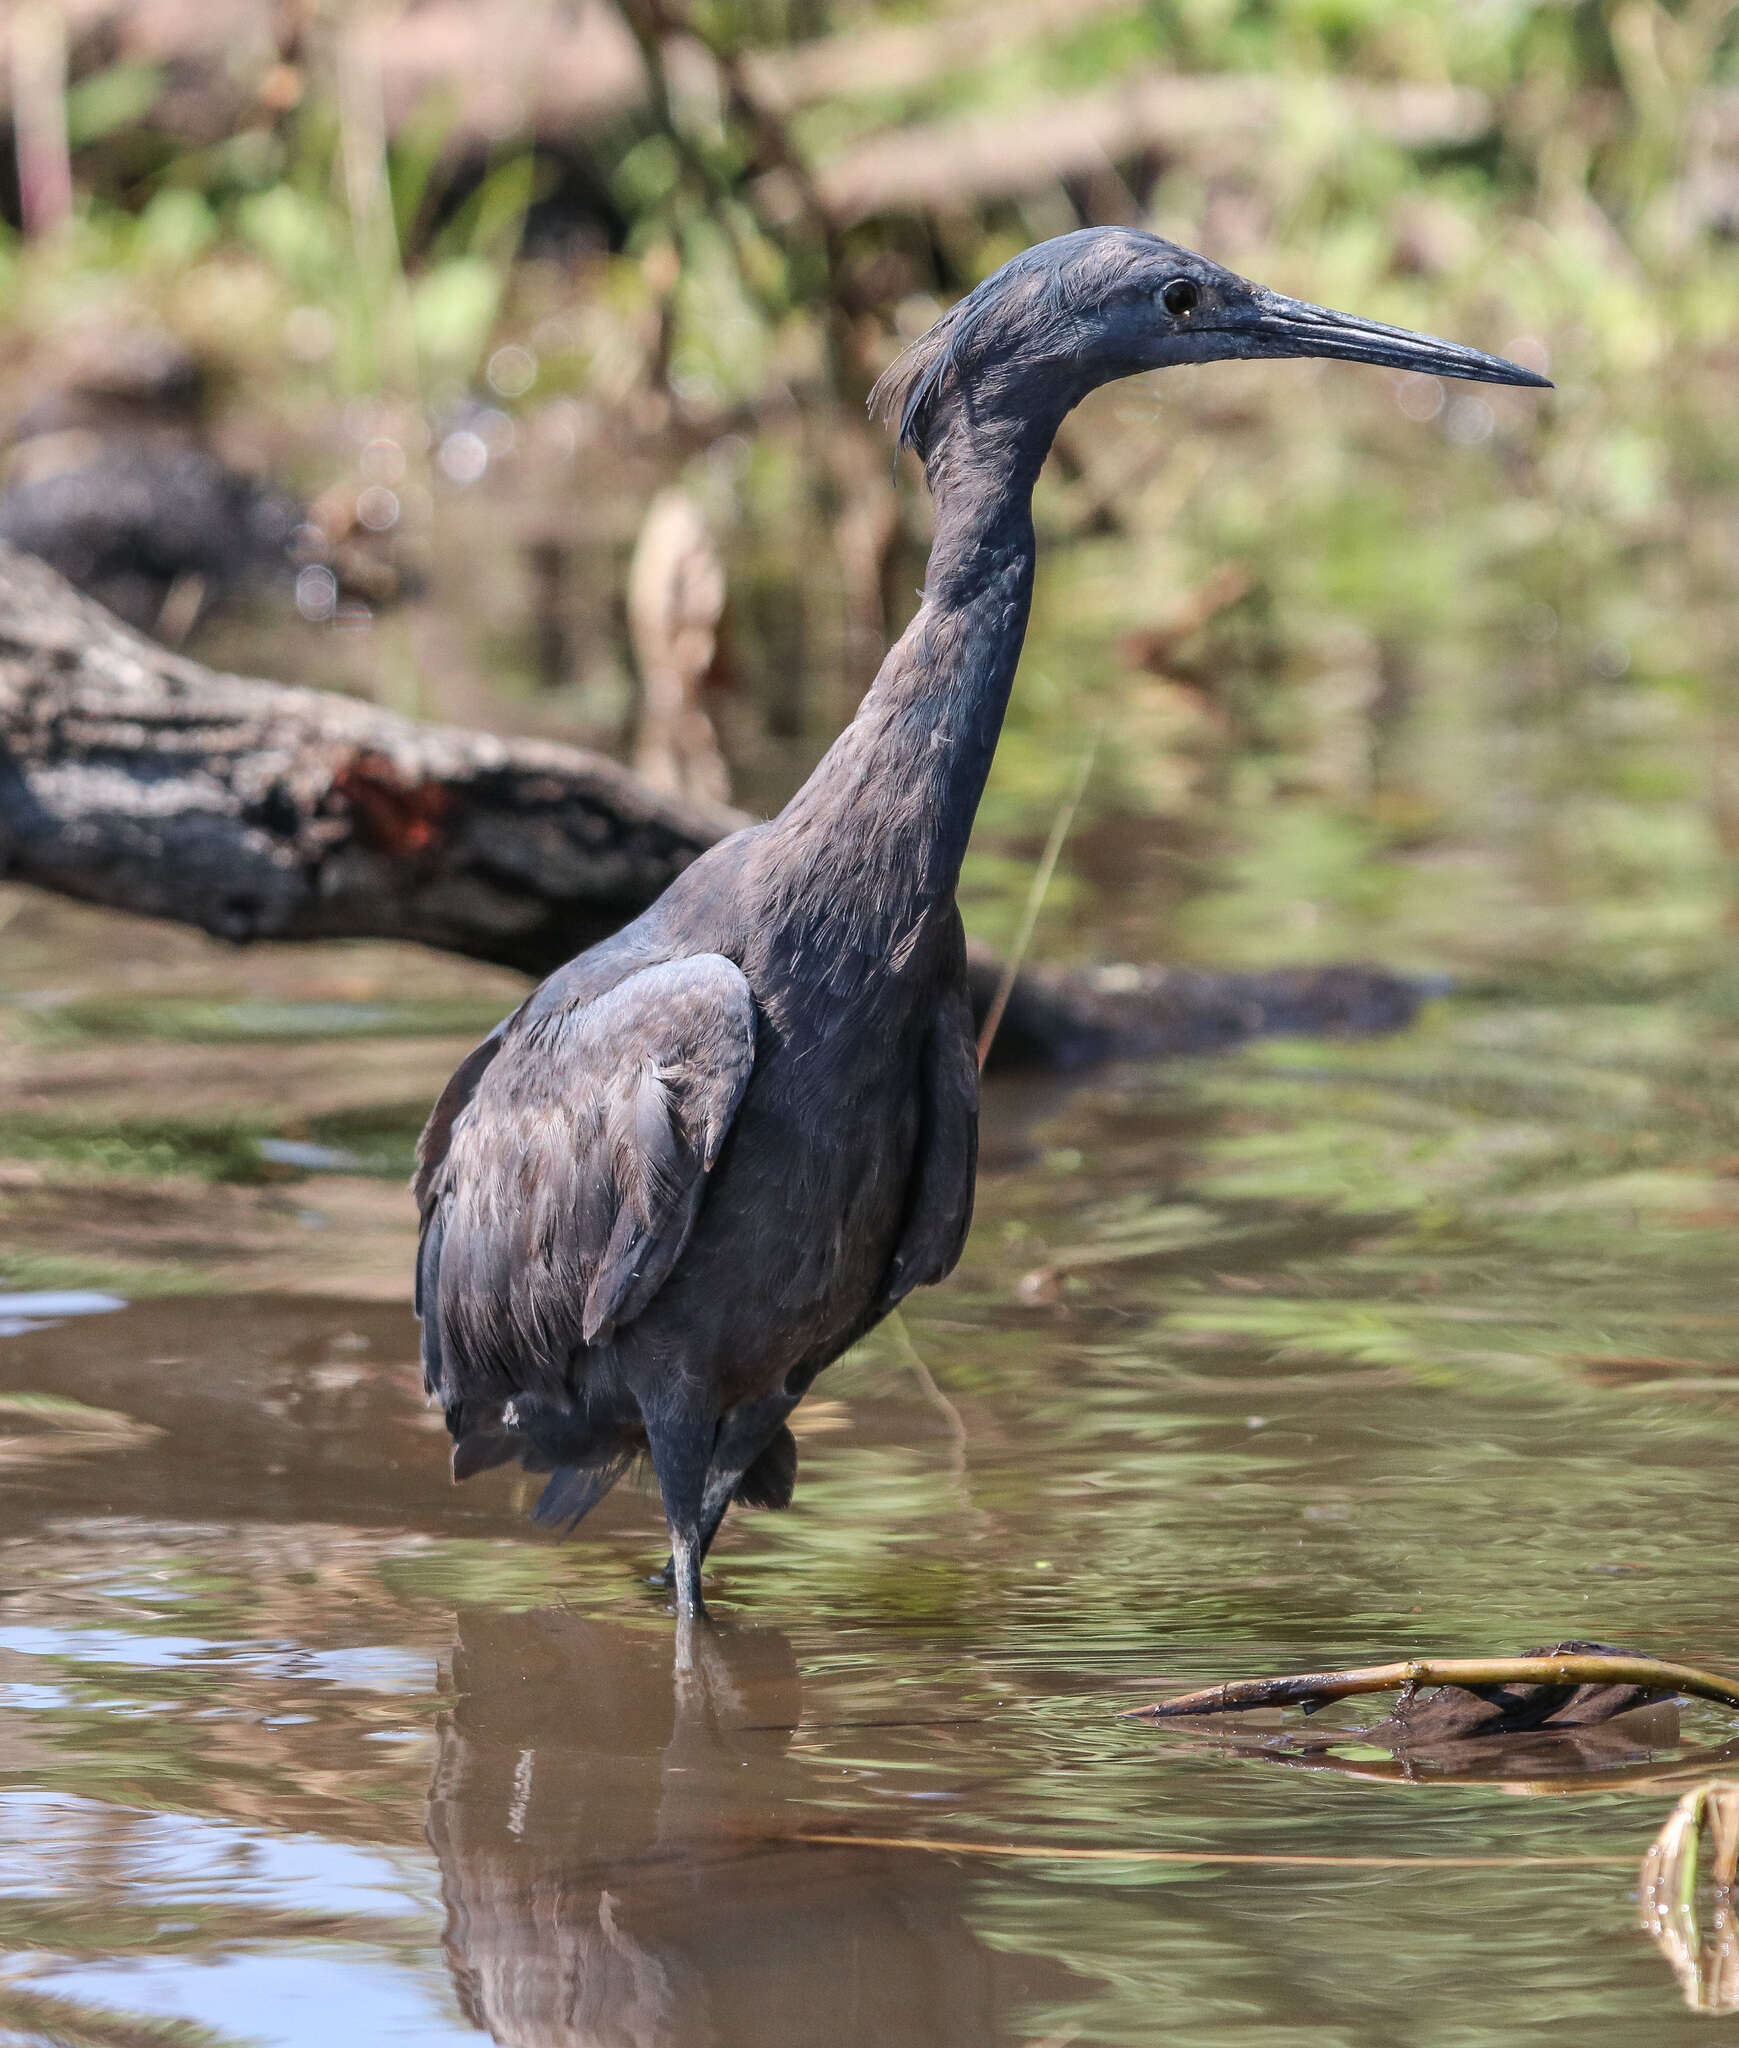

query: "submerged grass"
left=785, top=1830, right=1637, bottom=1870
left=0, top=1107, right=422, bottom=1186
left=0, top=1117, right=279, bottom=1184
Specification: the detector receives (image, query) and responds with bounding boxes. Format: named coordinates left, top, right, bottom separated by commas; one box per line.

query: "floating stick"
left=1131, top=1654, right=1739, bottom=1721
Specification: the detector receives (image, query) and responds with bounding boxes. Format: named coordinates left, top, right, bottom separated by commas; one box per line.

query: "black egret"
left=415, top=228, right=1547, bottom=1617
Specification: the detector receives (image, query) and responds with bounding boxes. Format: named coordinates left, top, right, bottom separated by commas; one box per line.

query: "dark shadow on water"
left=427, top=1608, right=1051, bottom=2048
left=1158, top=1710, right=1739, bottom=1788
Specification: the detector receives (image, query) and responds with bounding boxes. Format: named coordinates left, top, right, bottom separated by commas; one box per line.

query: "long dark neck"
left=774, top=404, right=1060, bottom=917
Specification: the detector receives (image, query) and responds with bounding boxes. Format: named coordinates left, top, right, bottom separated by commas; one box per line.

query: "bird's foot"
left=668, top=1534, right=707, bottom=1622
left=645, top=1550, right=708, bottom=1615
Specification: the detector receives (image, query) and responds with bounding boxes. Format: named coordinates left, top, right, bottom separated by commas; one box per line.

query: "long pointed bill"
left=1246, top=289, right=1551, bottom=388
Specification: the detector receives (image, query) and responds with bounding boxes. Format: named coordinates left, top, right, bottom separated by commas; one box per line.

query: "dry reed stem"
left=1134, top=1653, right=1739, bottom=1721
left=977, top=723, right=1103, bottom=1070
left=1640, top=1781, right=1739, bottom=2013
left=10, top=1, right=71, bottom=240
left=884, top=1309, right=977, bottom=1517
left=628, top=490, right=731, bottom=807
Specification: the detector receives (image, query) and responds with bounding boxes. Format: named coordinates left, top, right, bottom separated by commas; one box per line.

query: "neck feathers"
left=773, top=396, right=1058, bottom=923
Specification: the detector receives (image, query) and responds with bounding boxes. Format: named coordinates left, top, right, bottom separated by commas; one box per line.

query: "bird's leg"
left=696, top=1392, right=799, bottom=1563
left=651, top=1390, right=799, bottom=1584
left=641, top=1397, right=717, bottom=1621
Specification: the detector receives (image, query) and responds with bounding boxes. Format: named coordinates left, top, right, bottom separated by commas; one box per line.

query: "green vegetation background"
left=4, top=0, right=1738, bottom=982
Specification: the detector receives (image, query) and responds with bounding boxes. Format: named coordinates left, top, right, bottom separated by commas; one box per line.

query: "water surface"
left=3, top=885, right=1739, bottom=2044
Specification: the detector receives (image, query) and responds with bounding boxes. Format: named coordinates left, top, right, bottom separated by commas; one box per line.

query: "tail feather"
left=450, top=1427, right=520, bottom=1482
left=532, top=1452, right=635, bottom=1534
left=733, top=1424, right=797, bottom=1510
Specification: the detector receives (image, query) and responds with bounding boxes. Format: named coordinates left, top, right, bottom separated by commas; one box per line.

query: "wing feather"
left=415, top=1198, right=447, bottom=1397
left=420, top=954, right=756, bottom=1408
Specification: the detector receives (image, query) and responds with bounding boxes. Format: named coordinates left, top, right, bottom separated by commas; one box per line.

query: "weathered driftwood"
left=28, top=0, right=1739, bottom=243
left=744, top=0, right=1134, bottom=113
left=40, top=1, right=1487, bottom=155
left=0, top=541, right=1423, bottom=1068
left=810, top=73, right=1493, bottom=225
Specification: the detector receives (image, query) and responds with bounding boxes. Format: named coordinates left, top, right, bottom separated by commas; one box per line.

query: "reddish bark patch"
left=334, top=752, right=454, bottom=855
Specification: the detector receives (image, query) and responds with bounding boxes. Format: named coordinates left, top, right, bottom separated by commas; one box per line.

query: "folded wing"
left=417, top=953, right=756, bottom=1419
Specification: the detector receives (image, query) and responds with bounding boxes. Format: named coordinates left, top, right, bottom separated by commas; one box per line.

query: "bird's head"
left=872, top=227, right=1549, bottom=466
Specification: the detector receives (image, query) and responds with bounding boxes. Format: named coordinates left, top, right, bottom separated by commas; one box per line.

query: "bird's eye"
left=1161, top=278, right=1200, bottom=318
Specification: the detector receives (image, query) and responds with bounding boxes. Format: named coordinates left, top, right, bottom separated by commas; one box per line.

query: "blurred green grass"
left=0, top=0, right=1734, bottom=978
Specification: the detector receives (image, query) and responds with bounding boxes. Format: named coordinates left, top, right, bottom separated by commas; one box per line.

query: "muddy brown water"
left=5, top=884, right=1739, bottom=2042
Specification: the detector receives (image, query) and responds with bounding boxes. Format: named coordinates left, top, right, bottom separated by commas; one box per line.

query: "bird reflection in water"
left=426, top=1610, right=1031, bottom=2047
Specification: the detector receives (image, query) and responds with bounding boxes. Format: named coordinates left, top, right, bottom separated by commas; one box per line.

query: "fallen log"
left=0, top=540, right=1424, bottom=1069
left=0, top=540, right=733, bottom=972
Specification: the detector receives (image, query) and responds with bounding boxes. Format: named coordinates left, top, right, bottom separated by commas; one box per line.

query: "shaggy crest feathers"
left=868, top=227, right=1169, bottom=462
